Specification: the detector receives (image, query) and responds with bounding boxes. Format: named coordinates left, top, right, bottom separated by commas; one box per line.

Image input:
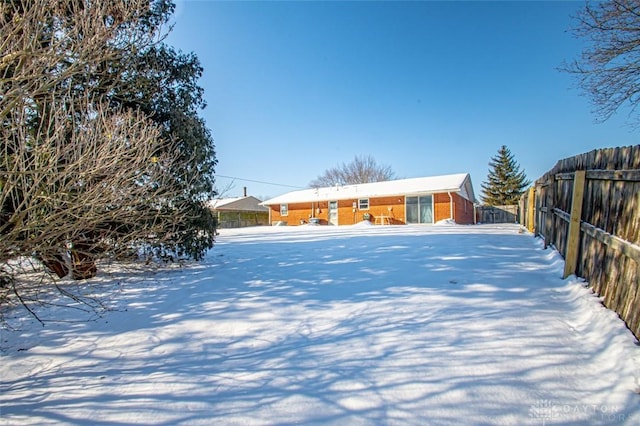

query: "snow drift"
left=1, top=224, right=638, bottom=425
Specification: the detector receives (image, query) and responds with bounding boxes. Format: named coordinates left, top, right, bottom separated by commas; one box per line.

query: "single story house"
left=261, top=173, right=476, bottom=226
left=208, top=193, right=269, bottom=228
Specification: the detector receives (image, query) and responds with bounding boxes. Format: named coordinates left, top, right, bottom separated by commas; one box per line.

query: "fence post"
left=544, top=175, right=556, bottom=249
left=527, top=186, right=536, bottom=233
left=563, top=170, right=586, bottom=278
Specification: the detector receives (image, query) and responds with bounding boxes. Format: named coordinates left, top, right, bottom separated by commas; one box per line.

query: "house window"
left=280, top=204, right=288, bottom=216
left=358, top=198, right=369, bottom=210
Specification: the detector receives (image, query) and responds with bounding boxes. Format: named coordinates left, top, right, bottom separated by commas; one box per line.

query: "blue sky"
left=167, top=0, right=638, bottom=201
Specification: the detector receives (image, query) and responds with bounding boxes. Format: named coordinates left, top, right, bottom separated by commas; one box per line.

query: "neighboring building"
left=261, top=173, right=476, bottom=226
left=209, top=193, right=269, bottom=228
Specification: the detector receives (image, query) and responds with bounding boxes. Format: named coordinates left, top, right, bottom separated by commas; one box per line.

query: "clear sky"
left=166, top=0, right=638, bottom=201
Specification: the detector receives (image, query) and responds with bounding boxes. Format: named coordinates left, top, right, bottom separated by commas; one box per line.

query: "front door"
left=328, top=201, right=338, bottom=225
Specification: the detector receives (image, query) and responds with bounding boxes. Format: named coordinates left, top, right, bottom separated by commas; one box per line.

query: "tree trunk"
left=39, top=254, right=69, bottom=278
left=70, top=241, right=97, bottom=280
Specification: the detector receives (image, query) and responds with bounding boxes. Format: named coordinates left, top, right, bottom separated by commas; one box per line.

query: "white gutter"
left=447, top=192, right=454, bottom=221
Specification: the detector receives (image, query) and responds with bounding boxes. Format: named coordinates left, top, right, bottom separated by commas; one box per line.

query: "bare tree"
left=0, top=0, right=212, bottom=322
left=563, top=0, right=640, bottom=125
left=309, top=155, right=395, bottom=188
left=0, top=101, right=191, bottom=321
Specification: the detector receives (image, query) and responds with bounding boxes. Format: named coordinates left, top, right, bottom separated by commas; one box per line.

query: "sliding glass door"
left=406, top=195, right=433, bottom=224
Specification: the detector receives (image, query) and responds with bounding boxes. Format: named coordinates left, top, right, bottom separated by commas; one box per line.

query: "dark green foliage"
left=64, top=0, right=218, bottom=261
left=2, top=0, right=217, bottom=267
left=110, top=40, right=218, bottom=260
left=85, top=1, right=218, bottom=261
left=481, top=146, right=531, bottom=206
left=0, top=0, right=221, bottom=322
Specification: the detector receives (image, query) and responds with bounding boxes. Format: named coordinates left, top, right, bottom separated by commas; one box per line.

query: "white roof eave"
left=261, top=173, right=471, bottom=206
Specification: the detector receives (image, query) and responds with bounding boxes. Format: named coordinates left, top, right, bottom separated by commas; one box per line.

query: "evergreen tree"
left=110, top=31, right=218, bottom=261
left=1, top=0, right=218, bottom=321
left=1, top=0, right=216, bottom=280
left=73, top=0, right=218, bottom=261
left=481, top=146, right=531, bottom=206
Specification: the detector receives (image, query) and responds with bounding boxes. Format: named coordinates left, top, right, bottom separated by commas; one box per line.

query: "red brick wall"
left=453, top=193, right=475, bottom=224
left=327, top=196, right=408, bottom=225
left=433, top=192, right=475, bottom=224
left=268, top=193, right=474, bottom=225
left=268, top=196, right=407, bottom=226
left=269, top=202, right=320, bottom=225
left=433, top=193, right=451, bottom=222
left=368, top=196, right=406, bottom=225
left=335, top=199, right=355, bottom=225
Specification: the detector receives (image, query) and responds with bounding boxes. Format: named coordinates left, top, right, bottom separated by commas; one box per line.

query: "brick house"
left=261, top=173, right=476, bottom=226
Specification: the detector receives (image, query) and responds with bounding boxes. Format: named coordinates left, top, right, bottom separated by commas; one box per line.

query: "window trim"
left=358, top=198, right=370, bottom=210
left=405, top=194, right=434, bottom=224
left=280, top=204, right=288, bottom=216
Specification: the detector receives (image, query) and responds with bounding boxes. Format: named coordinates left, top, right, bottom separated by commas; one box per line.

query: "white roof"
left=209, top=197, right=242, bottom=209
left=208, top=196, right=268, bottom=212
left=262, top=173, right=475, bottom=205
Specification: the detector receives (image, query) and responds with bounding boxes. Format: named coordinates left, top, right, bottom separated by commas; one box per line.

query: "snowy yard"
left=1, top=223, right=639, bottom=425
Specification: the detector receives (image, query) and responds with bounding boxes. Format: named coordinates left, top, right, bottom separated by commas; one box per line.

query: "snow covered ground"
left=1, top=223, right=639, bottom=425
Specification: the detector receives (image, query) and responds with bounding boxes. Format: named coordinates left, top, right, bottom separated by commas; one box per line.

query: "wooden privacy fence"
left=476, top=205, right=519, bottom=224
left=216, top=211, right=269, bottom=229
left=520, top=145, right=640, bottom=340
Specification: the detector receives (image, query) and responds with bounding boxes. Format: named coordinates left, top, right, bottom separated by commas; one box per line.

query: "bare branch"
left=562, top=0, right=640, bottom=125
left=1, top=0, right=213, bottom=323
left=309, top=155, right=396, bottom=187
